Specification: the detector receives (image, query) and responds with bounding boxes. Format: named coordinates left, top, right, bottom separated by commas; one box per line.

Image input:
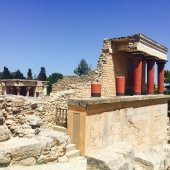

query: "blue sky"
left=0, top=0, right=170, bottom=77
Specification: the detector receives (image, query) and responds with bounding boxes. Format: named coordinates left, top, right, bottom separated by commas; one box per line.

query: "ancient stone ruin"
left=0, top=33, right=170, bottom=170
left=53, top=33, right=167, bottom=97
left=0, top=79, right=48, bottom=97
left=0, top=92, right=85, bottom=169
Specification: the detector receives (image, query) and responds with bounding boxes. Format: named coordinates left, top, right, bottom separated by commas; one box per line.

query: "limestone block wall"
left=52, top=75, right=93, bottom=98
left=98, top=41, right=129, bottom=96
left=0, top=91, right=73, bottom=129
left=67, top=95, right=169, bottom=156
left=52, top=39, right=130, bottom=97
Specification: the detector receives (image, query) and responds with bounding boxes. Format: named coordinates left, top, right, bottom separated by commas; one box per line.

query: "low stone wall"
left=52, top=75, right=93, bottom=98
left=0, top=94, right=73, bottom=167
left=0, top=91, right=73, bottom=129
left=67, top=95, right=169, bottom=156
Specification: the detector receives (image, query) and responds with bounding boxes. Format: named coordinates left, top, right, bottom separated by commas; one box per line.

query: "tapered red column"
left=157, top=61, right=165, bottom=94
left=147, top=60, right=155, bottom=94
left=133, top=55, right=143, bottom=95
left=10, top=87, right=14, bottom=95
left=17, top=87, right=21, bottom=95
left=26, top=87, right=31, bottom=96
left=142, top=60, right=146, bottom=94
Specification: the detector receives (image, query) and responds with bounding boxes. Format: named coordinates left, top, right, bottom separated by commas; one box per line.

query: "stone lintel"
left=68, top=95, right=170, bottom=108
left=109, top=33, right=168, bottom=61
left=0, top=79, right=48, bottom=87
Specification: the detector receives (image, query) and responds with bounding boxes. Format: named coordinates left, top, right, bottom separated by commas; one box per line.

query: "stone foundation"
left=67, top=95, right=169, bottom=156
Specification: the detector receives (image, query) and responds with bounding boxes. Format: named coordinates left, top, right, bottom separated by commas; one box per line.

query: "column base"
left=116, top=93, right=124, bottom=96
left=91, top=93, right=101, bottom=97
left=133, top=92, right=141, bottom=95
left=147, top=92, right=154, bottom=95
left=158, top=92, right=164, bottom=94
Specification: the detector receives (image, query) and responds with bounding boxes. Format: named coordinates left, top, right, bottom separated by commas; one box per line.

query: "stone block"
left=0, top=150, right=11, bottom=167
left=0, top=125, right=10, bottom=142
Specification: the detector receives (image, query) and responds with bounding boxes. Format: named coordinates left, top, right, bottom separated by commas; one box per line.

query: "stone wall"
left=0, top=94, right=74, bottom=167
left=52, top=74, right=93, bottom=98
left=98, top=39, right=130, bottom=96
left=52, top=39, right=131, bottom=97
left=67, top=95, right=169, bottom=156
left=0, top=91, right=73, bottom=129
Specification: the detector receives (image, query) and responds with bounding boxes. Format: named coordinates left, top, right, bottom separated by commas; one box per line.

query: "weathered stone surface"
left=0, top=150, right=11, bottom=167
left=87, top=153, right=129, bottom=170
left=39, top=128, right=71, bottom=145
left=134, top=152, right=165, bottom=170
left=31, top=103, right=37, bottom=110
left=1, top=137, right=43, bottom=161
left=68, top=95, right=170, bottom=107
left=6, top=119, right=15, bottom=126
left=37, top=151, right=59, bottom=164
left=12, top=157, right=37, bottom=166
left=26, top=115, right=42, bottom=127
left=0, top=126, right=72, bottom=166
left=0, top=117, right=5, bottom=125
left=0, top=125, right=10, bottom=142
left=12, top=107, right=21, bottom=114
left=0, top=111, right=4, bottom=117
left=87, top=143, right=133, bottom=170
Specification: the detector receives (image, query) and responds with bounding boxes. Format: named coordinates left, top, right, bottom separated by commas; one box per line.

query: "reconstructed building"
left=53, top=33, right=168, bottom=97
left=0, top=79, right=48, bottom=97
left=65, top=34, right=169, bottom=159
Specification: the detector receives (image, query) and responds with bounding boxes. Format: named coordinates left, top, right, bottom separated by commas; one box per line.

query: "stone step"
left=66, top=144, right=76, bottom=152
left=69, top=156, right=86, bottom=162
left=66, top=150, right=80, bottom=159
left=51, top=125, right=67, bottom=133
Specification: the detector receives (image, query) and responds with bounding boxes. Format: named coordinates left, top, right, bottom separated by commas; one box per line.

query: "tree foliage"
left=0, top=72, right=2, bottom=79
left=47, top=73, right=63, bottom=94
left=12, top=69, right=25, bottom=79
left=27, top=69, right=33, bottom=80
left=74, top=58, right=91, bottom=76
left=37, top=67, right=47, bottom=81
left=165, top=70, right=170, bottom=85
left=2, top=66, right=12, bottom=79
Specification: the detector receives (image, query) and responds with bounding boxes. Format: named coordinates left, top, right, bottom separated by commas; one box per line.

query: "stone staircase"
left=51, top=125, right=67, bottom=133
left=0, top=126, right=87, bottom=170
left=51, top=125, right=86, bottom=163
left=66, top=144, right=83, bottom=160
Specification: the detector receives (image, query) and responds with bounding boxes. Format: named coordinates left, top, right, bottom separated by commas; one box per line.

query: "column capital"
left=143, top=55, right=156, bottom=61
left=132, top=52, right=144, bottom=58
left=156, top=60, right=167, bottom=64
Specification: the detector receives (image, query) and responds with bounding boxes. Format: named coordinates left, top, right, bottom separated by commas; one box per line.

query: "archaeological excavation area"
left=0, top=34, right=170, bottom=170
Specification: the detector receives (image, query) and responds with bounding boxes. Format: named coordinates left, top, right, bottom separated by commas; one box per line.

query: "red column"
left=91, top=84, right=101, bottom=97
left=157, top=61, right=165, bottom=94
left=17, top=87, right=21, bottom=95
left=26, top=87, right=31, bottom=96
left=142, top=59, right=146, bottom=94
left=147, top=60, right=155, bottom=94
left=133, top=55, right=143, bottom=95
left=116, top=76, right=125, bottom=96
left=10, top=87, right=14, bottom=94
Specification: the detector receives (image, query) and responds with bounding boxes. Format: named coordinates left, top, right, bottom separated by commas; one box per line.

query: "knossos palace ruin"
left=0, top=33, right=170, bottom=170
left=0, top=79, right=48, bottom=97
